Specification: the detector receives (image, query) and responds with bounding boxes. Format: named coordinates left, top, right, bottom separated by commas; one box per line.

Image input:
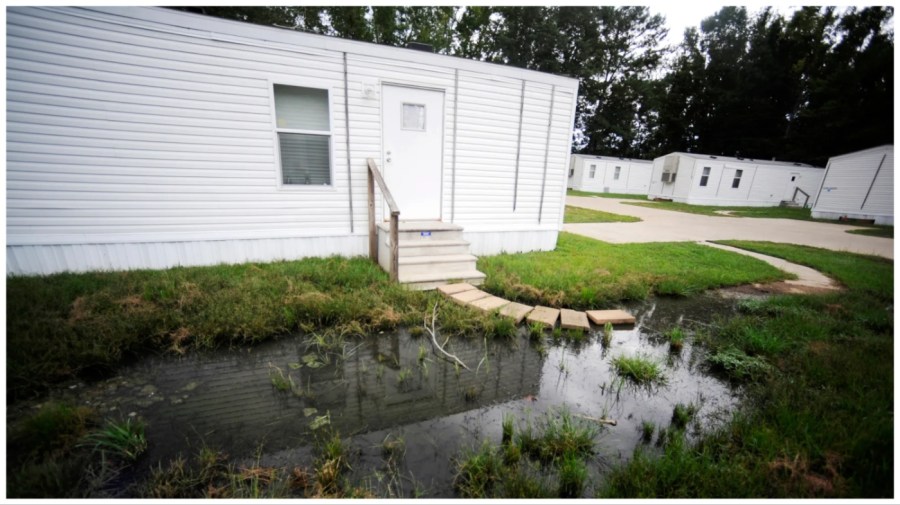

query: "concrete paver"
left=437, top=283, right=477, bottom=295
left=527, top=306, right=560, bottom=328
left=499, top=302, right=534, bottom=324
left=560, top=309, right=590, bottom=331
left=586, top=309, right=636, bottom=325
left=469, top=296, right=511, bottom=312
left=450, top=289, right=491, bottom=305
left=564, top=196, right=893, bottom=259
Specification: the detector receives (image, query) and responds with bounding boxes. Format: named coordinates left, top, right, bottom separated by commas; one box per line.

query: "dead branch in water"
left=424, top=302, right=470, bottom=371
left=576, top=414, right=618, bottom=426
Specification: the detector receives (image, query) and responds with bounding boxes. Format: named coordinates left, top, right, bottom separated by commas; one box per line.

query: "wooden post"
left=368, top=169, right=376, bottom=261
left=390, top=212, right=399, bottom=282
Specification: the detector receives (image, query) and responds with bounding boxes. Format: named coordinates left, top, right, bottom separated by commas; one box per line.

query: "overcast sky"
left=649, top=3, right=798, bottom=47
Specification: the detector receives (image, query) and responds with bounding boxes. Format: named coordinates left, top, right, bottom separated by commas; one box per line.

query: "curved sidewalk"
left=564, top=196, right=894, bottom=259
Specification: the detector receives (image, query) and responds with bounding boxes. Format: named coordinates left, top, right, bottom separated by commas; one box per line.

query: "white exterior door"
left=783, top=172, right=801, bottom=201
left=382, top=85, right=444, bottom=221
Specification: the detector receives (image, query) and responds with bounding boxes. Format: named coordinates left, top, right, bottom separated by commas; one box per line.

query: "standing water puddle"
left=55, top=293, right=743, bottom=497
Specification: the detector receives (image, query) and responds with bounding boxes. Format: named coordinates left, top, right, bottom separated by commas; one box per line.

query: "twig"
left=424, top=302, right=470, bottom=371
left=576, top=414, right=618, bottom=426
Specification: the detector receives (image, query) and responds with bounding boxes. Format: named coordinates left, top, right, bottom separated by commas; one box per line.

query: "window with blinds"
left=273, top=84, right=331, bottom=186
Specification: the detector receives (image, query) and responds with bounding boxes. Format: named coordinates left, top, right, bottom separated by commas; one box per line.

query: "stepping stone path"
left=436, top=283, right=635, bottom=330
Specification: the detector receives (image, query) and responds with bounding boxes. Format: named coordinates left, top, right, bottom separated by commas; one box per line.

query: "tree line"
left=178, top=6, right=893, bottom=166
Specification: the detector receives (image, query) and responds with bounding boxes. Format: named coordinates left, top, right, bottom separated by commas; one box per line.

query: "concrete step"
left=398, top=254, right=479, bottom=277
left=377, top=220, right=464, bottom=242
left=399, top=270, right=486, bottom=291
left=398, top=239, right=471, bottom=257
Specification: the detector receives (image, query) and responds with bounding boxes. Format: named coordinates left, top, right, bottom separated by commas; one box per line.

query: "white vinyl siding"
left=7, top=6, right=578, bottom=275
left=812, top=145, right=893, bottom=224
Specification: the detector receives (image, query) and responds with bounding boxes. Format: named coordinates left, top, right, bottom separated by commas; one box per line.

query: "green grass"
left=454, top=410, right=598, bottom=498
left=80, top=417, right=148, bottom=462
left=564, top=205, right=641, bottom=223
left=567, top=189, right=647, bottom=200
left=5, top=257, right=525, bottom=400
left=664, top=326, right=685, bottom=351
left=601, top=242, right=893, bottom=498
left=846, top=226, right=893, bottom=238
left=611, top=354, right=666, bottom=385
left=479, top=232, right=788, bottom=310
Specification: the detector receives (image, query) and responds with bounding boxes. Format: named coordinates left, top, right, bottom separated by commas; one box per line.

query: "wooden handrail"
left=367, top=158, right=400, bottom=282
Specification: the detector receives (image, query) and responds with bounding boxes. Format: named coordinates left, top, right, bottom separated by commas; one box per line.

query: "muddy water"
left=54, top=293, right=743, bottom=497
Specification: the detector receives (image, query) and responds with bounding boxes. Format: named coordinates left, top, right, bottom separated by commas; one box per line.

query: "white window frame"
left=268, top=78, right=336, bottom=191
left=700, top=166, right=711, bottom=187
left=589, top=164, right=596, bottom=178
left=732, top=169, right=743, bottom=189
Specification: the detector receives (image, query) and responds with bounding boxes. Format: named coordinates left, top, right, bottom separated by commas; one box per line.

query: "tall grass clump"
left=665, top=327, right=685, bottom=351
left=80, top=417, right=147, bottom=462
left=611, top=354, right=665, bottom=385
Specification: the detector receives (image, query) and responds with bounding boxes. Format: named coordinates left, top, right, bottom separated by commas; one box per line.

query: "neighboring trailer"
left=7, top=7, right=578, bottom=276
left=647, top=152, right=825, bottom=207
left=567, top=154, right=652, bottom=195
left=811, top=145, right=893, bottom=225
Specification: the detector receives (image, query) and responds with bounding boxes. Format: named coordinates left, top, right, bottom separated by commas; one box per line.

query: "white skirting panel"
left=7, top=235, right=369, bottom=276
left=464, top=230, right=558, bottom=256
left=811, top=210, right=894, bottom=226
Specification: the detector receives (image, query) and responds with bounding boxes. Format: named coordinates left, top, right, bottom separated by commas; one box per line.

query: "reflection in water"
left=58, top=293, right=742, bottom=497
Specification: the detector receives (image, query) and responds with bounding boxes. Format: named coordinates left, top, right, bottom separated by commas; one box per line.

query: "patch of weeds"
left=454, top=441, right=505, bottom=498
left=611, top=354, right=666, bottom=385
left=417, top=344, right=428, bottom=362
left=464, top=386, right=481, bottom=402
left=409, top=326, right=424, bottom=338
left=381, top=433, right=405, bottom=464
left=313, top=431, right=352, bottom=497
left=268, top=363, right=292, bottom=392
left=557, top=453, right=588, bottom=498
left=528, top=322, right=544, bottom=340
left=601, top=322, right=613, bottom=347
left=707, top=347, right=772, bottom=381
left=640, top=421, right=655, bottom=443
left=551, top=326, right=563, bottom=340
left=80, top=417, right=147, bottom=462
left=671, top=403, right=698, bottom=429
left=665, top=327, right=685, bottom=352
left=502, top=414, right=515, bottom=445
left=565, top=328, right=587, bottom=343
left=397, top=368, right=413, bottom=387
left=484, top=314, right=517, bottom=339
left=516, top=410, right=597, bottom=464
left=9, top=401, right=94, bottom=463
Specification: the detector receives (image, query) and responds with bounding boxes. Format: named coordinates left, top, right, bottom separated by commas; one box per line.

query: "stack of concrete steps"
left=376, top=220, right=485, bottom=290
left=780, top=200, right=803, bottom=208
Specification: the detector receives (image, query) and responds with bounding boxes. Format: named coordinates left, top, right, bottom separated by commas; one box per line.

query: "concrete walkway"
left=565, top=196, right=894, bottom=259
left=703, top=241, right=840, bottom=291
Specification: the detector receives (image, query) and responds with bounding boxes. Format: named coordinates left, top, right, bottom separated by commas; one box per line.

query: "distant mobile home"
left=567, top=154, right=652, bottom=195
left=647, top=152, right=825, bottom=207
left=811, top=145, right=893, bottom=225
left=7, top=7, right=578, bottom=282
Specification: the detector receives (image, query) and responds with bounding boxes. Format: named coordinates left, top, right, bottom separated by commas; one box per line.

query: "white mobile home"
left=7, top=7, right=578, bottom=285
left=567, top=154, right=652, bottom=195
left=647, top=152, right=825, bottom=207
left=811, top=145, right=893, bottom=225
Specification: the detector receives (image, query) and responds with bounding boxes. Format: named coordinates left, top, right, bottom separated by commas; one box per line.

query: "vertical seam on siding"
left=451, top=69, right=459, bottom=222
left=343, top=52, right=354, bottom=233
left=860, top=153, right=887, bottom=210
left=538, top=85, right=555, bottom=224
left=513, top=80, right=525, bottom=211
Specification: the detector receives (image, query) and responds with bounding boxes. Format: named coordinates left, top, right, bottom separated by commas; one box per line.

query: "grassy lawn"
left=478, top=232, right=788, bottom=308
left=846, top=226, right=893, bottom=238
left=600, top=242, right=893, bottom=498
left=564, top=205, right=641, bottom=224
left=567, top=189, right=647, bottom=200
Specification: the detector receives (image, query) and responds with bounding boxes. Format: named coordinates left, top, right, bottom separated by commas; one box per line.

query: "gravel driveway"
left=565, top=196, right=894, bottom=259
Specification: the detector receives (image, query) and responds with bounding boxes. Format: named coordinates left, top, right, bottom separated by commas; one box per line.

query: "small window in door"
left=614, top=166, right=621, bottom=180
left=402, top=103, right=426, bottom=131
left=699, top=166, right=711, bottom=187
left=732, top=169, right=743, bottom=188
left=589, top=164, right=596, bottom=178
left=791, top=176, right=796, bottom=181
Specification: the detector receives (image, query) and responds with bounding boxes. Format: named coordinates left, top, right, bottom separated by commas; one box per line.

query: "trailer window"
left=589, top=164, right=596, bottom=178
left=273, top=84, right=332, bottom=186
left=731, top=169, right=743, bottom=189
left=700, top=166, right=711, bottom=187
left=614, top=166, right=621, bottom=180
